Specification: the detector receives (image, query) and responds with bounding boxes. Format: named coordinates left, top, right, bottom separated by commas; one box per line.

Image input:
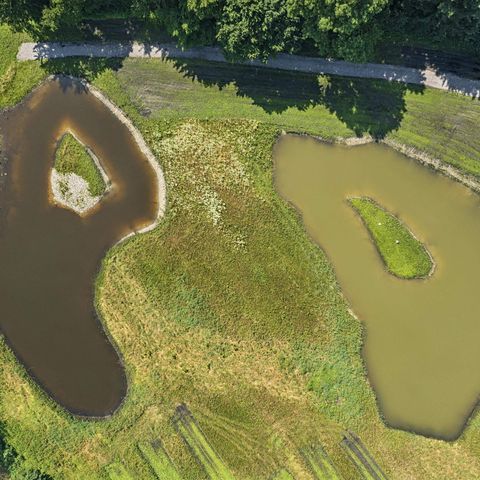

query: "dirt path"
left=17, top=41, right=480, bottom=98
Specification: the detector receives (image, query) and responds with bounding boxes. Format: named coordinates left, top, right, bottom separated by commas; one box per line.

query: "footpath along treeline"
left=0, top=0, right=479, bottom=63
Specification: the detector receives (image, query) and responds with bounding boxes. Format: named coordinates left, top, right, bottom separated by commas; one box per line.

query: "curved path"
left=17, top=41, right=480, bottom=98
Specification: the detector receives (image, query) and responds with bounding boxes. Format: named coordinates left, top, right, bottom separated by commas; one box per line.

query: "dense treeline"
left=0, top=0, right=479, bottom=62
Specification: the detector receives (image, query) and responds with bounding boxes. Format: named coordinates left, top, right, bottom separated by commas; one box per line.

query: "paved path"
left=17, top=42, right=480, bottom=98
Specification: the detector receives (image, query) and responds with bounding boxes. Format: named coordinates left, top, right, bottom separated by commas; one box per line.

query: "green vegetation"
left=271, top=469, right=294, bottom=480
left=1, top=25, right=480, bottom=480
left=0, top=425, right=51, bottom=480
left=138, top=441, right=182, bottom=480
left=115, top=58, right=480, bottom=177
left=301, top=445, right=341, bottom=480
left=349, top=197, right=433, bottom=279
left=174, top=405, right=235, bottom=480
left=341, top=431, right=387, bottom=480
left=54, top=132, right=106, bottom=197
left=106, top=463, right=134, bottom=480
left=0, top=25, right=45, bottom=109
left=1, top=0, right=479, bottom=62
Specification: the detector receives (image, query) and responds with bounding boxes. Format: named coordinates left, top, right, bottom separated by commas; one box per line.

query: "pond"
left=0, top=77, right=159, bottom=417
left=274, top=135, right=480, bottom=440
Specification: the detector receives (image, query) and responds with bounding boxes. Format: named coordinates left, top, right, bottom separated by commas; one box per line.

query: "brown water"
left=274, top=135, right=480, bottom=440
left=0, top=77, right=158, bottom=417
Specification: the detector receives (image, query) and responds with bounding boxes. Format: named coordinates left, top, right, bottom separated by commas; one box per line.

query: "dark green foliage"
left=0, top=0, right=84, bottom=34
left=217, top=0, right=300, bottom=61
left=390, top=0, right=480, bottom=53
left=1, top=0, right=480, bottom=61
left=0, top=424, right=52, bottom=479
left=290, top=0, right=390, bottom=61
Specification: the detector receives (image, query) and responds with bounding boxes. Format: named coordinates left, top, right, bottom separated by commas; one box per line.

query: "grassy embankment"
left=1, top=24, right=480, bottom=479
left=116, top=58, right=480, bottom=178
left=349, top=197, right=433, bottom=279
left=54, top=133, right=106, bottom=197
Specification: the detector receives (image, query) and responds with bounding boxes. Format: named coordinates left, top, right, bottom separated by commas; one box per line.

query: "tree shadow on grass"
left=170, top=58, right=425, bottom=139
left=37, top=57, right=125, bottom=93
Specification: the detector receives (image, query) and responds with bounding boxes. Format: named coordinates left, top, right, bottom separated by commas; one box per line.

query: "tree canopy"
left=0, top=0, right=479, bottom=61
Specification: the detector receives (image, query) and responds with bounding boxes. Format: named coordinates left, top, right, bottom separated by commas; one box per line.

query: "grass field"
left=105, top=463, right=133, bottom=480
left=341, top=432, right=388, bottom=480
left=173, top=404, right=235, bottom=480
left=115, top=57, right=480, bottom=178
left=1, top=24, right=480, bottom=480
left=301, top=445, right=341, bottom=480
left=54, top=132, right=106, bottom=197
left=138, top=440, right=182, bottom=479
left=349, top=197, right=433, bottom=279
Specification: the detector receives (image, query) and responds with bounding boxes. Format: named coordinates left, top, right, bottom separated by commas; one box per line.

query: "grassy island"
left=54, top=132, right=106, bottom=197
left=349, top=197, right=433, bottom=278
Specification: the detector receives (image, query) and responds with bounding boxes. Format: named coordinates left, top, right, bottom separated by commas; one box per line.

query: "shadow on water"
left=168, top=58, right=425, bottom=139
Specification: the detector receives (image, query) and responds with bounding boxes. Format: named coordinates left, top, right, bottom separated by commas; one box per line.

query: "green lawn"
left=0, top=26, right=45, bottom=109
left=138, top=441, right=182, bottom=480
left=1, top=25, right=480, bottom=480
left=115, top=57, right=480, bottom=178
left=173, top=405, right=235, bottom=480
left=349, top=197, right=433, bottom=279
left=301, top=444, right=341, bottom=480
left=54, top=132, right=106, bottom=197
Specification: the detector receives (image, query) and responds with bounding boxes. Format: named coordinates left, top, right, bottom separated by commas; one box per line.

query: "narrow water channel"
left=0, top=77, right=159, bottom=417
left=274, top=135, right=480, bottom=440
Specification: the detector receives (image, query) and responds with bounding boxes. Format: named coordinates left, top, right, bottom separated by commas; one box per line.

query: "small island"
left=51, top=132, right=107, bottom=213
left=349, top=197, right=433, bottom=279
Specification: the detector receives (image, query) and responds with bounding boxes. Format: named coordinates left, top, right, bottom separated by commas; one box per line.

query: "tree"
left=0, top=0, right=83, bottom=33
left=217, top=0, right=300, bottom=61
left=152, top=0, right=221, bottom=46
left=289, top=0, right=390, bottom=61
left=0, top=0, right=47, bottom=30
left=40, top=0, right=84, bottom=32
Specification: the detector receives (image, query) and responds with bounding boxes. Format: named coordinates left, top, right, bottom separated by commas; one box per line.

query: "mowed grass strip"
left=54, top=132, right=106, bottom=196
left=349, top=197, right=433, bottom=279
left=272, top=469, right=295, bottom=480
left=340, top=432, right=387, bottom=480
left=105, top=462, right=134, bottom=480
left=173, top=404, right=235, bottom=480
left=138, top=441, right=183, bottom=480
left=301, top=444, right=342, bottom=480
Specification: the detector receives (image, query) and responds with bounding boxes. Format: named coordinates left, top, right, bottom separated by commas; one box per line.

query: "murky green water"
left=274, top=135, right=480, bottom=440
